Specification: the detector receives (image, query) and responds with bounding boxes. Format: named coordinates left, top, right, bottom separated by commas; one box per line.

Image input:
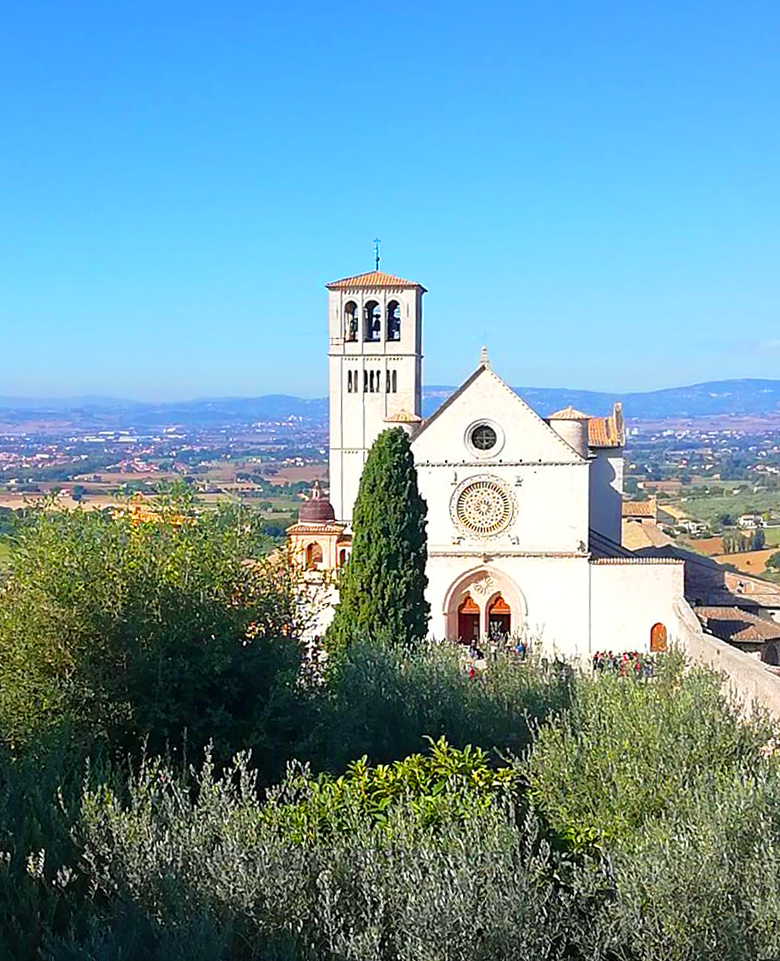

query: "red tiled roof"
left=695, top=606, right=780, bottom=643
left=622, top=500, right=656, bottom=518
left=326, top=271, right=425, bottom=290
left=588, top=402, right=625, bottom=449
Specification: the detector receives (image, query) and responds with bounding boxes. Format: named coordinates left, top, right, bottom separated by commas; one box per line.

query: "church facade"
left=289, top=268, right=689, bottom=658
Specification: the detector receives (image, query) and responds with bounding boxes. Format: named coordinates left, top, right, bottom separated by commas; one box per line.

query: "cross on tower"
left=373, top=238, right=381, bottom=270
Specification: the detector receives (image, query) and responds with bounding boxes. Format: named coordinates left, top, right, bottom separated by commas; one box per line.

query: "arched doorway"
left=444, top=568, right=526, bottom=642
left=487, top=594, right=511, bottom=639
left=650, top=622, right=668, bottom=652
left=458, top=594, right=480, bottom=642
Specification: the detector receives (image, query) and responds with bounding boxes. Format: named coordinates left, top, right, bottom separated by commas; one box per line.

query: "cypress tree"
left=327, top=428, right=429, bottom=649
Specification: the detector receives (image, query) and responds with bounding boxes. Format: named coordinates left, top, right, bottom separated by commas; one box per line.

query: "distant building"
left=695, top=606, right=780, bottom=664
left=739, top=513, right=764, bottom=529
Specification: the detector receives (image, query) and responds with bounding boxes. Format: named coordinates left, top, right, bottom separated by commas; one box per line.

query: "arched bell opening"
left=344, top=301, right=358, bottom=342
left=364, top=300, right=381, bottom=342
left=457, top=594, right=480, bottom=643
left=486, top=593, right=512, bottom=640
left=386, top=300, right=401, bottom=341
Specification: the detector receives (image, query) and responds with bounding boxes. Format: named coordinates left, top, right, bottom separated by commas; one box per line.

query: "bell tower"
left=326, top=267, right=426, bottom=523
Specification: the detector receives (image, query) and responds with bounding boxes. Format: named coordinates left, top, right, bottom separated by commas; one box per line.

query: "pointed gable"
left=412, top=365, right=586, bottom=463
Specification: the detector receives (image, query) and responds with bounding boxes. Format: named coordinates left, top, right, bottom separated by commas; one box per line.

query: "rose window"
left=452, top=478, right=514, bottom=537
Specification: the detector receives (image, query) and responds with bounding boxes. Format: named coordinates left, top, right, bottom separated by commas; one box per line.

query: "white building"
left=293, top=267, right=688, bottom=659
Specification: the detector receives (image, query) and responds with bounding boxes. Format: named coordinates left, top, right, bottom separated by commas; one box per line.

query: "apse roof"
left=385, top=409, right=423, bottom=423
left=548, top=405, right=588, bottom=420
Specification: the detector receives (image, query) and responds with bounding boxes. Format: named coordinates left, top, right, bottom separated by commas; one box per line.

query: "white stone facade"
left=306, top=268, right=686, bottom=658
left=327, top=272, right=425, bottom=523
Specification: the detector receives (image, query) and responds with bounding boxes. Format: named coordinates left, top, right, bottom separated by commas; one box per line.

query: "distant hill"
left=2, top=379, right=780, bottom=427
left=425, top=379, right=780, bottom=420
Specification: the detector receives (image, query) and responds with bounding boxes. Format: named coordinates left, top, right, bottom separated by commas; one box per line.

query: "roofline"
left=325, top=272, right=427, bottom=292
left=412, top=365, right=485, bottom=440
left=413, top=363, right=587, bottom=462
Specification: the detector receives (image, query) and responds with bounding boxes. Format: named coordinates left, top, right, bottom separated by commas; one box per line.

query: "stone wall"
left=676, top=599, right=780, bottom=719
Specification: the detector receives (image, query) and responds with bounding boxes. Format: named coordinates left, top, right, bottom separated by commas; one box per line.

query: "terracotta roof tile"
left=588, top=402, right=625, bottom=449
left=622, top=500, right=656, bottom=518
left=695, top=606, right=780, bottom=643
left=588, top=417, right=613, bottom=446
left=326, top=270, right=425, bottom=290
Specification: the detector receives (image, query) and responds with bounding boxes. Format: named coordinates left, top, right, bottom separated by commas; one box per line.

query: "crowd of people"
left=461, top=636, right=530, bottom=677
left=592, top=650, right=655, bottom=677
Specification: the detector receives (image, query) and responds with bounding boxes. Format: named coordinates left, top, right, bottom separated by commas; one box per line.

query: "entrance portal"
left=488, top=594, right=511, bottom=639
left=458, top=595, right=480, bottom=642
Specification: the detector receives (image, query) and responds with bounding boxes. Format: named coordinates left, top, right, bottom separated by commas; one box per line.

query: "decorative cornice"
left=287, top=523, right=348, bottom=535
left=417, top=460, right=589, bottom=468
left=428, top=549, right=589, bottom=559
left=590, top=557, right=683, bottom=565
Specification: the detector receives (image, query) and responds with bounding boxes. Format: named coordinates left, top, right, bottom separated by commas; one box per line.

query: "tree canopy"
left=0, top=492, right=298, bottom=760
left=327, top=428, right=429, bottom=649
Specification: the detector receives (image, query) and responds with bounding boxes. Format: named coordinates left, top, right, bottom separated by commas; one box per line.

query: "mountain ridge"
left=2, top=379, right=780, bottom=425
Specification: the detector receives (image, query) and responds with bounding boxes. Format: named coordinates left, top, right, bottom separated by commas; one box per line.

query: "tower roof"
left=326, top=270, right=426, bottom=291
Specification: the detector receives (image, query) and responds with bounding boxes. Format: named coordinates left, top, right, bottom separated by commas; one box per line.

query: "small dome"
left=297, top=480, right=336, bottom=524
left=385, top=409, right=422, bottom=424
left=548, top=405, right=589, bottom=421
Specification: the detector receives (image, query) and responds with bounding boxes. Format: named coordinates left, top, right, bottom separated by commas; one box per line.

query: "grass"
left=763, top=527, right=780, bottom=547
left=673, top=490, right=780, bottom=525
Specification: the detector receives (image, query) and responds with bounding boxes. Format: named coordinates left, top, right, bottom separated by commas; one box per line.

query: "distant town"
left=3, top=381, right=780, bottom=585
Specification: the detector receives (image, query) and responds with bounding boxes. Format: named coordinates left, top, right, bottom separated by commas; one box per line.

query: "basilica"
left=287, top=268, right=688, bottom=658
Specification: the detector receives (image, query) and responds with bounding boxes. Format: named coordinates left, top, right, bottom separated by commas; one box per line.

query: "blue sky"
left=1, top=0, right=778, bottom=400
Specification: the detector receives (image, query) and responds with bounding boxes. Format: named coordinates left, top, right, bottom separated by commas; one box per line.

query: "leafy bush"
left=601, top=767, right=780, bottom=960
left=263, top=737, right=520, bottom=839
left=526, top=651, right=774, bottom=848
left=303, top=637, right=572, bottom=772
left=61, top=748, right=594, bottom=961
left=0, top=498, right=300, bottom=762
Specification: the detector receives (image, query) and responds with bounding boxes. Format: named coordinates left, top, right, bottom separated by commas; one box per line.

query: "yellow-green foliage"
left=265, top=737, right=520, bottom=840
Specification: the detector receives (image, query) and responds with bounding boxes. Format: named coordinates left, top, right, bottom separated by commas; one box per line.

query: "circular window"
left=470, top=424, right=497, bottom=451
left=452, top=478, right=515, bottom=538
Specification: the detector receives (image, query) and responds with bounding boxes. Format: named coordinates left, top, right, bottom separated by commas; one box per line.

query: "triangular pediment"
left=412, top=365, right=585, bottom=463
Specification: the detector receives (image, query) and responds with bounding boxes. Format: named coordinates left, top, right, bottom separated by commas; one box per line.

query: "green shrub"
left=601, top=767, right=780, bottom=960
left=526, top=652, right=775, bottom=849
left=303, top=637, right=572, bottom=771
left=263, top=737, right=520, bottom=839
left=0, top=498, right=299, bottom=763
left=64, top=749, right=595, bottom=961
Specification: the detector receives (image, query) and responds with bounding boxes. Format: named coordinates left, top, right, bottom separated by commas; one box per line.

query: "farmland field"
left=713, top=548, right=777, bottom=575
left=674, top=490, right=780, bottom=524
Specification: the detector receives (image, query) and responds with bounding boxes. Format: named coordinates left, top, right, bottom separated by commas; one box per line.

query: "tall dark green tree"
left=327, top=428, right=429, bottom=649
